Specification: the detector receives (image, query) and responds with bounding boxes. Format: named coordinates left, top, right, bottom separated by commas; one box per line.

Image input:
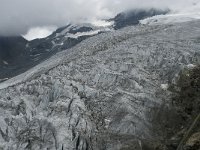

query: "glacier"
left=0, top=19, right=200, bottom=149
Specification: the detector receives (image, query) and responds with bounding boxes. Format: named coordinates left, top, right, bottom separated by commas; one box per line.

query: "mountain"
left=0, top=24, right=110, bottom=81
left=0, top=9, right=169, bottom=81
left=111, top=8, right=169, bottom=29
left=0, top=20, right=200, bottom=149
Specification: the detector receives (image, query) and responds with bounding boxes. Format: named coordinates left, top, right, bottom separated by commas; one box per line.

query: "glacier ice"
left=0, top=20, right=200, bottom=149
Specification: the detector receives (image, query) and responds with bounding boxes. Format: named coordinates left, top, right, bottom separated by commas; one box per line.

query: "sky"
left=0, top=0, right=199, bottom=40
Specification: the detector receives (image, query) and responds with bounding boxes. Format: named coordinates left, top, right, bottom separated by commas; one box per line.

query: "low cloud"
left=22, top=26, right=57, bottom=40
left=0, top=0, right=199, bottom=36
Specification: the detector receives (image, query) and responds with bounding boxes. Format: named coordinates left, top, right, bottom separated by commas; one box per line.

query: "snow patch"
left=65, top=30, right=100, bottom=39
left=187, top=64, right=196, bottom=69
left=161, top=84, right=169, bottom=90
left=2, top=60, right=8, bottom=65
left=104, top=118, right=111, bottom=128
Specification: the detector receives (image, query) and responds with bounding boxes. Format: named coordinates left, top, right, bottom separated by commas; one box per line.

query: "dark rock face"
left=111, top=8, right=169, bottom=29
left=0, top=36, right=29, bottom=81
left=0, top=36, right=28, bottom=64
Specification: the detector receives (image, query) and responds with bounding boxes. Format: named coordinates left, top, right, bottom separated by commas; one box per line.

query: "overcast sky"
left=0, top=0, right=199, bottom=39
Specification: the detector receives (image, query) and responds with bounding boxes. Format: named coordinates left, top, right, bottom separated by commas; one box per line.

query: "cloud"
left=0, top=0, right=199, bottom=36
left=22, top=26, right=57, bottom=41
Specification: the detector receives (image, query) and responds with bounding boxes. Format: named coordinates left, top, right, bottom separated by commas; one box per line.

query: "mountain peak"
left=111, top=8, right=169, bottom=29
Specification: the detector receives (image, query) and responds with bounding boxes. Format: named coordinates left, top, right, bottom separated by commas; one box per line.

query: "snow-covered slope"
left=140, top=2, right=200, bottom=25
left=1, top=20, right=200, bottom=149
left=140, top=13, right=200, bottom=25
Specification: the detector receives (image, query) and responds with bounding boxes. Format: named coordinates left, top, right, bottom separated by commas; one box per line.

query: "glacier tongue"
left=0, top=21, right=200, bottom=149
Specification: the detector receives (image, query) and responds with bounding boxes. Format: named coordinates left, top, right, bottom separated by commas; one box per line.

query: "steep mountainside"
left=0, top=36, right=28, bottom=64
left=0, top=20, right=200, bottom=149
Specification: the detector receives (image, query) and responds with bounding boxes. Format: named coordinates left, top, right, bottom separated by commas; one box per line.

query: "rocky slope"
left=0, top=20, right=200, bottom=150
